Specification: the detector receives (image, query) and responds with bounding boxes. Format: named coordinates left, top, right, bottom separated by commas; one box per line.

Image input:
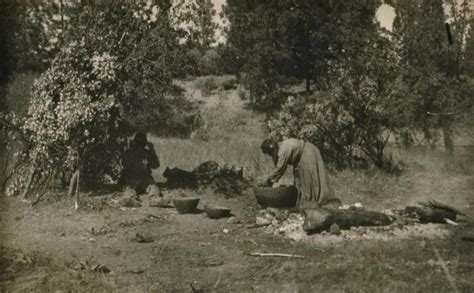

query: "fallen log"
left=419, top=200, right=464, bottom=216
left=303, top=208, right=393, bottom=234
left=401, top=206, right=456, bottom=224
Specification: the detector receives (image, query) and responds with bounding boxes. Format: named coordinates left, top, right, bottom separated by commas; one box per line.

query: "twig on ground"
left=246, top=239, right=258, bottom=246
left=101, top=199, right=119, bottom=209
left=291, top=239, right=302, bottom=257
left=432, top=245, right=459, bottom=293
left=143, top=213, right=162, bottom=220
left=213, top=273, right=222, bottom=289
left=248, top=252, right=305, bottom=258
left=31, top=192, right=46, bottom=206
left=444, top=218, right=458, bottom=226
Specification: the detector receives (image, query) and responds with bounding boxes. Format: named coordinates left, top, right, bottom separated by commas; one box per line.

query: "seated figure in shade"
left=120, top=132, right=159, bottom=194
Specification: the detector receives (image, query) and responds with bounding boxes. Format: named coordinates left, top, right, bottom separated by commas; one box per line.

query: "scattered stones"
left=73, top=260, right=111, bottom=274
left=131, top=233, right=154, bottom=243
left=339, top=202, right=364, bottom=210
left=275, top=210, right=290, bottom=222
left=118, top=197, right=141, bottom=208
left=123, top=186, right=137, bottom=197
left=93, top=264, right=111, bottom=274
left=203, top=257, right=224, bottom=267
left=265, top=207, right=279, bottom=217
left=90, top=226, right=110, bottom=236
left=256, top=216, right=272, bottom=226
left=149, top=197, right=171, bottom=207
left=226, top=217, right=238, bottom=224
left=146, top=184, right=162, bottom=196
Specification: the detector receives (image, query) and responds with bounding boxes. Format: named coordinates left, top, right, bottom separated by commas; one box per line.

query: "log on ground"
left=303, top=208, right=393, bottom=234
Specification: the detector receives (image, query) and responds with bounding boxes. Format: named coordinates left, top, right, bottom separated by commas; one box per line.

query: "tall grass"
left=152, top=76, right=473, bottom=211
left=150, top=76, right=292, bottom=183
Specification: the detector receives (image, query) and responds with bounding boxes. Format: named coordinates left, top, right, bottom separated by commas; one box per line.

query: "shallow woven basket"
left=204, top=204, right=231, bottom=219
left=253, top=186, right=298, bottom=208
left=172, top=197, right=200, bottom=214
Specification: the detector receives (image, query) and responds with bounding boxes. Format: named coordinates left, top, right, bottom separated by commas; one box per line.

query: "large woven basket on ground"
left=253, top=186, right=298, bottom=208
left=172, top=197, right=200, bottom=214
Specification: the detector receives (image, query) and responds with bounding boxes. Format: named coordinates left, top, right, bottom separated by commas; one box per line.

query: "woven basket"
left=204, top=204, right=231, bottom=219
left=253, top=186, right=298, bottom=208
left=172, top=197, right=200, bottom=214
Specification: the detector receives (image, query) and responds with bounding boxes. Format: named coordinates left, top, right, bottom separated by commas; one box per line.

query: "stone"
left=266, top=207, right=279, bottom=217
left=123, top=186, right=137, bottom=197
left=149, top=198, right=170, bottom=207
left=226, top=217, right=238, bottom=224
left=275, top=210, right=290, bottom=222
left=256, top=216, right=271, bottom=226
left=119, top=197, right=141, bottom=208
left=146, top=184, right=161, bottom=196
left=303, top=209, right=332, bottom=234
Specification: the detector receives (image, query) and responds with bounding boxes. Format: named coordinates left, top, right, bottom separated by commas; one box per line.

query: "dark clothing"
left=121, top=143, right=159, bottom=194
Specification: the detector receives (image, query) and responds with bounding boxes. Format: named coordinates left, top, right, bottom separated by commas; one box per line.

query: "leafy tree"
left=223, top=0, right=405, bottom=171
left=0, top=0, right=71, bottom=75
left=222, top=0, right=382, bottom=111
left=3, top=2, right=201, bottom=202
left=391, top=0, right=473, bottom=153
left=172, top=0, right=218, bottom=50
left=268, top=29, right=402, bottom=172
left=171, top=0, right=220, bottom=75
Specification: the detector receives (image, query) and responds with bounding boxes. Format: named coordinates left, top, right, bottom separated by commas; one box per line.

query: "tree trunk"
left=75, top=169, right=80, bottom=210
left=442, top=126, right=454, bottom=155
left=68, top=169, right=79, bottom=197
left=303, top=208, right=393, bottom=234
left=68, top=169, right=81, bottom=210
left=0, top=134, right=6, bottom=195
left=21, top=166, right=36, bottom=199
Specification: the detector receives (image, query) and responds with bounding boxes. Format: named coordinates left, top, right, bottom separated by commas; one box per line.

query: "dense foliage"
left=390, top=0, right=473, bottom=152
left=268, top=32, right=401, bottom=172
left=2, top=2, right=203, bottom=196
left=225, top=0, right=472, bottom=171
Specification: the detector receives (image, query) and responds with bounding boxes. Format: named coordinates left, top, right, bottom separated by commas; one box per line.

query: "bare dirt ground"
left=1, top=156, right=473, bottom=293
left=1, top=85, right=473, bottom=292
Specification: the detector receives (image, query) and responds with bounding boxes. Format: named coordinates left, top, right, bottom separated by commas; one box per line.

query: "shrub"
left=222, top=78, right=238, bottom=91
left=195, top=76, right=218, bottom=96
left=268, top=63, right=402, bottom=172
left=238, top=88, right=249, bottom=100
left=198, top=48, right=222, bottom=75
left=3, top=72, right=39, bottom=119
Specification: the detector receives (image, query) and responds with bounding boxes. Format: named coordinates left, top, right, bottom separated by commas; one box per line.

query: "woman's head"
left=132, top=132, right=147, bottom=148
left=261, top=138, right=278, bottom=156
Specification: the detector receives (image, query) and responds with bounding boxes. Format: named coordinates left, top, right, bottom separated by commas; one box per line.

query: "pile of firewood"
left=303, top=200, right=464, bottom=234
left=163, top=161, right=249, bottom=196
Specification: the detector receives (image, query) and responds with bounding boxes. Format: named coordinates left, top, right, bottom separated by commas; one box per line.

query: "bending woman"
left=258, top=138, right=341, bottom=209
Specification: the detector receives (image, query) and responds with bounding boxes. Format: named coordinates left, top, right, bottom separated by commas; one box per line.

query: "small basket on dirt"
left=253, top=186, right=298, bottom=208
left=204, top=204, right=231, bottom=219
left=172, top=197, right=200, bottom=214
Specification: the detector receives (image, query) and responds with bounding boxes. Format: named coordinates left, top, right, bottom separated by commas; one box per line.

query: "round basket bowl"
left=172, top=197, right=200, bottom=214
left=204, top=204, right=231, bottom=219
left=253, top=186, right=298, bottom=208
